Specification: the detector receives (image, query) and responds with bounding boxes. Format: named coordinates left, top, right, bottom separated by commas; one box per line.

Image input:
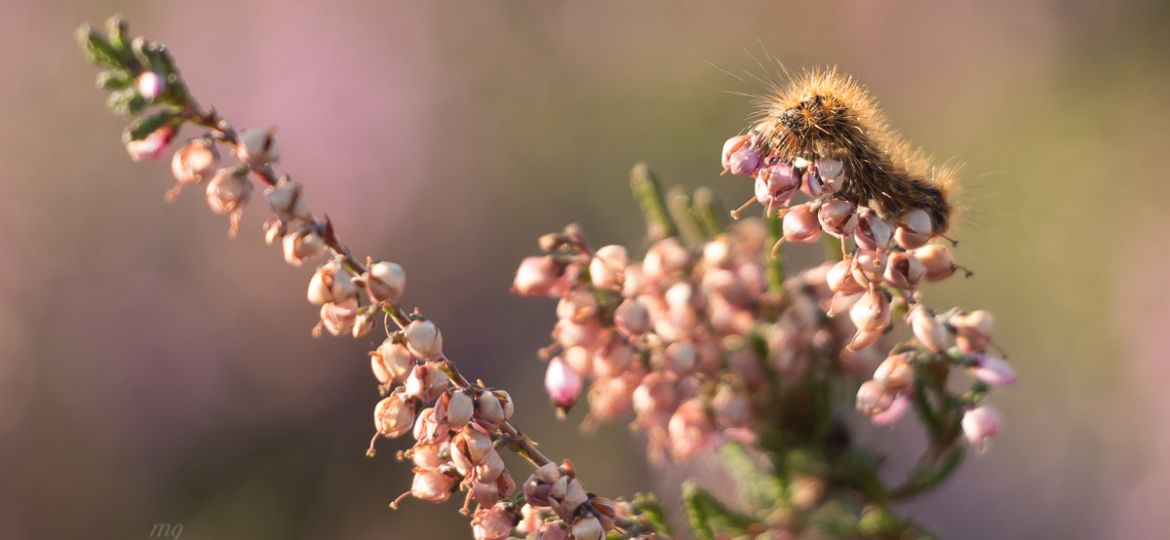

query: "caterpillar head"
left=778, top=94, right=846, bottom=139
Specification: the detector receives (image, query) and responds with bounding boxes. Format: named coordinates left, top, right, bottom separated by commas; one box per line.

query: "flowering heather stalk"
left=79, top=15, right=1015, bottom=539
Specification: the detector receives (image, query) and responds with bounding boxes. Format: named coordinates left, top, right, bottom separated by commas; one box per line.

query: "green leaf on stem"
left=629, top=163, right=678, bottom=241
left=123, top=108, right=181, bottom=142
left=76, top=25, right=124, bottom=69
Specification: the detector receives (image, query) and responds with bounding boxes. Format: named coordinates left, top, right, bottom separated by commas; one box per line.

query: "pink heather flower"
left=135, top=71, right=165, bottom=101
left=471, top=503, right=516, bottom=540
left=125, top=125, right=174, bottom=161
left=405, top=467, right=456, bottom=505
left=882, top=251, right=926, bottom=290
left=781, top=202, right=822, bottom=243
left=374, top=391, right=416, bottom=438
left=912, top=244, right=959, bottom=281
left=870, top=394, right=911, bottom=426
left=570, top=515, right=604, bottom=540
left=854, top=208, right=893, bottom=251
left=814, top=158, right=844, bottom=181
left=952, top=309, right=995, bottom=354
left=589, top=244, right=628, bottom=290
left=370, top=338, right=415, bottom=385
left=444, top=390, right=475, bottom=429
left=545, top=357, right=582, bottom=411
left=872, top=353, right=913, bottom=393
left=850, top=289, right=890, bottom=334
left=613, top=298, right=651, bottom=336
left=895, top=208, right=933, bottom=249
left=970, top=354, right=1017, bottom=386
left=512, top=256, right=561, bottom=296
left=587, top=376, right=634, bottom=421
left=851, top=249, right=888, bottom=286
left=827, top=257, right=865, bottom=297
left=962, top=405, right=1001, bottom=449
left=668, top=398, right=716, bottom=460
left=170, top=139, right=218, bottom=188
left=534, top=522, right=569, bottom=540
left=318, top=298, right=359, bottom=336
left=855, top=380, right=894, bottom=416
left=721, top=134, right=762, bottom=176
left=754, top=162, right=801, bottom=210
left=265, top=177, right=312, bottom=222
left=404, top=319, right=444, bottom=360
left=236, top=128, right=280, bottom=165
left=817, top=198, right=858, bottom=238
left=592, top=342, right=633, bottom=379
left=907, top=305, right=948, bottom=353
left=404, top=361, right=449, bottom=402
left=307, top=260, right=357, bottom=306
left=365, top=260, right=406, bottom=303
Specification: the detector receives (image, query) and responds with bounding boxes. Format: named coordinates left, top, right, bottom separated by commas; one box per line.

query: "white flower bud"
left=366, top=260, right=406, bottom=303
left=404, top=319, right=443, bottom=360
left=237, top=128, right=279, bottom=165
left=282, top=226, right=326, bottom=266
left=265, top=177, right=311, bottom=221
left=446, top=390, right=475, bottom=430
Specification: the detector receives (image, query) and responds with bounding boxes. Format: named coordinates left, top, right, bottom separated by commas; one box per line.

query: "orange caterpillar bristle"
left=749, top=67, right=956, bottom=233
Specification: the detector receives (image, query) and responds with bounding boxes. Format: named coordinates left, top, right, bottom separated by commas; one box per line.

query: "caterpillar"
left=730, top=67, right=957, bottom=236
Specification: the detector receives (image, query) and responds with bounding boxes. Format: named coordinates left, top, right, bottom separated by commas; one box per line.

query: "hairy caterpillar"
left=734, top=67, right=957, bottom=236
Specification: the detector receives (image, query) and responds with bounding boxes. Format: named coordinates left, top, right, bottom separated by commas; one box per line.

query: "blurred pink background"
left=1, top=1, right=1168, bottom=538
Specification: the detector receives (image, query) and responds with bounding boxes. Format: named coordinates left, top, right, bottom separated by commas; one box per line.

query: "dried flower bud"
left=237, top=128, right=279, bottom=165
left=912, top=244, right=958, bottom=281
left=545, top=357, right=582, bottom=412
left=908, top=305, right=948, bottom=353
left=512, top=256, right=563, bottom=297
left=407, top=467, right=456, bottom=504
left=265, top=177, right=311, bottom=221
left=962, top=405, right=1000, bottom=449
left=404, top=319, right=444, bottom=360
left=446, top=390, right=475, bottom=429
left=951, top=310, right=994, bottom=354
left=318, top=298, right=359, bottom=336
left=721, top=134, right=761, bottom=176
left=882, top=251, right=926, bottom=290
left=817, top=197, right=858, bottom=238
left=374, top=391, right=416, bottom=438
left=136, top=71, right=165, bottom=101
left=570, top=516, right=604, bottom=540
left=476, top=390, right=506, bottom=428
left=126, top=125, right=174, bottom=161
left=170, top=138, right=218, bottom=194
left=781, top=202, right=822, bottom=243
left=850, top=288, right=890, bottom=333
left=754, top=162, right=800, bottom=210
left=895, top=208, right=933, bottom=249
left=854, top=209, right=893, bottom=251
left=366, top=260, right=406, bottom=303
left=970, top=354, right=1017, bottom=386
left=370, top=338, right=415, bottom=385
left=283, top=225, right=326, bottom=266
left=589, top=245, right=628, bottom=290
left=404, top=361, right=449, bottom=402
left=472, top=503, right=515, bottom=540
left=614, top=298, right=651, bottom=336
left=856, top=380, right=894, bottom=416
left=307, top=260, right=357, bottom=305
left=873, top=353, right=913, bottom=393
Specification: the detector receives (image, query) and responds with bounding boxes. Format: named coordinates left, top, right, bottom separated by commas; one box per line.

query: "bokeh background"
left=1, top=1, right=1168, bottom=538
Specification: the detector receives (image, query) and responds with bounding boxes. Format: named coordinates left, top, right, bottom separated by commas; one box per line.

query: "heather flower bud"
left=895, top=208, right=933, bottom=249
left=952, top=310, right=994, bottom=354
left=136, top=71, right=165, bottom=101
left=854, top=209, right=893, bottom=251
left=962, top=405, right=1000, bottom=449
left=237, top=128, right=279, bottom=165
left=366, top=260, right=406, bottom=303
left=664, top=342, right=698, bottom=375
left=205, top=168, right=253, bottom=234
left=871, top=394, right=911, bottom=426
left=851, top=250, right=888, bottom=285
left=856, top=380, right=894, bottom=416
left=282, top=225, right=326, bottom=266
left=850, top=288, right=890, bottom=333
left=589, top=245, right=628, bottom=290
left=370, top=338, right=415, bottom=385
left=545, top=357, right=582, bottom=411
left=754, top=162, right=800, bottom=210
left=912, top=244, right=958, bottom=281
left=721, top=134, right=761, bottom=176
left=873, top=353, right=913, bottom=393
left=263, top=215, right=285, bottom=246
left=633, top=371, right=677, bottom=415
left=570, top=516, right=604, bottom=540
left=407, top=467, right=456, bottom=504
left=592, top=343, right=633, bottom=379
left=512, top=256, right=562, bottom=297
left=557, top=288, right=599, bottom=324
left=446, top=390, right=475, bottom=429
left=472, top=503, right=515, bottom=540
left=476, top=391, right=506, bottom=428
left=126, top=125, right=174, bottom=161
left=307, top=260, right=356, bottom=305
left=169, top=139, right=218, bottom=196
left=374, top=391, right=416, bottom=438
left=882, top=251, right=926, bottom=290
left=908, top=305, right=947, bottom=353
left=817, top=198, right=858, bottom=238
left=404, top=319, right=444, bottom=360
left=970, top=354, right=1017, bottom=386
left=318, top=298, right=358, bottom=336
left=404, top=361, right=449, bottom=402
left=781, top=202, right=822, bottom=243
left=815, top=158, right=844, bottom=181
left=265, top=177, right=311, bottom=221
left=614, top=299, right=651, bottom=336
left=642, top=238, right=689, bottom=278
